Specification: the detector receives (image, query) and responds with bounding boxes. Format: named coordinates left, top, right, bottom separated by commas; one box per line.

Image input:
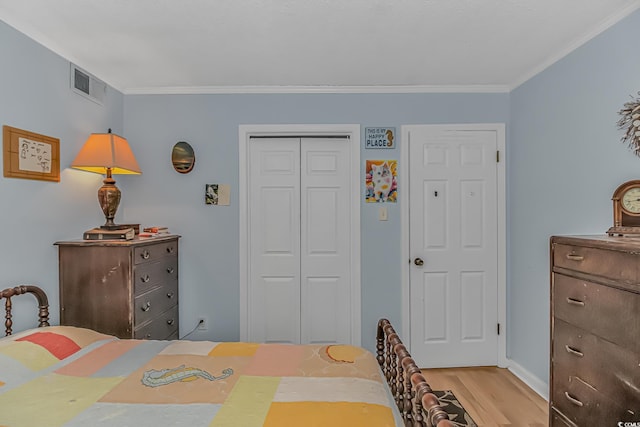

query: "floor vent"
left=70, top=64, right=105, bottom=105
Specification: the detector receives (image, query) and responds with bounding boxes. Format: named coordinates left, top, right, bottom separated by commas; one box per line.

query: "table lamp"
left=71, top=129, right=141, bottom=230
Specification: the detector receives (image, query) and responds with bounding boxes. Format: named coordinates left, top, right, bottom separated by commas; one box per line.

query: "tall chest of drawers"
left=550, top=235, right=639, bottom=426
left=55, top=235, right=180, bottom=340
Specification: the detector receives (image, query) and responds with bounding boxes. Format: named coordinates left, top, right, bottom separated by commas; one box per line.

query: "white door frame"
left=400, top=123, right=507, bottom=368
left=239, top=124, right=362, bottom=345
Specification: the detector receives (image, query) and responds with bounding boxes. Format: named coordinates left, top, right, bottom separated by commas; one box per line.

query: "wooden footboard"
left=0, top=285, right=50, bottom=336
left=377, top=318, right=454, bottom=427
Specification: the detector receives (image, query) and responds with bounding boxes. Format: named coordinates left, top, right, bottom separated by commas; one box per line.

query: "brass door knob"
left=414, top=258, right=424, bottom=266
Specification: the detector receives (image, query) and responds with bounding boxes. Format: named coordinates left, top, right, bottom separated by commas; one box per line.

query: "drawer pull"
left=141, top=274, right=150, bottom=283
left=141, top=250, right=150, bottom=260
left=141, top=302, right=151, bottom=312
left=565, top=253, right=584, bottom=261
left=565, top=345, right=584, bottom=357
left=166, top=246, right=175, bottom=254
left=166, top=267, right=175, bottom=274
left=566, top=297, right=585, bottom=307
left=564, top=392, right=583, bottom=407
left=145, top=333, right=152, bottom=339
left=167, top=319, right=175, bottom=326
left=167, top=292, right=175, bottom=298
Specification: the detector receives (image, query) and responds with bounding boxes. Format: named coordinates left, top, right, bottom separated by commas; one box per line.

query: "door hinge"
left=497, top=323, right=501, bottom=335
left=496, top=150, right=500, bottom=163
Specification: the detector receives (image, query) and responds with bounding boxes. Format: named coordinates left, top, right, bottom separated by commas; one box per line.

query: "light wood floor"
left=421, top=366, right=548, bottom=427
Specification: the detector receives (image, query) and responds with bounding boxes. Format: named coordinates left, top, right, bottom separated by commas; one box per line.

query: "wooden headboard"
left=0, top=285, right=50, bottom=336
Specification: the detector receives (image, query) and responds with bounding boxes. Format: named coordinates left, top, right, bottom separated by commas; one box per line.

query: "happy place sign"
left=365, top=127, right=395, bottom=149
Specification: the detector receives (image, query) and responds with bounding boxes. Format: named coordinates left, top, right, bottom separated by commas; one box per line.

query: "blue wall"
left=0, top=20, right=123, bottom=328
left=3, top=6, right=640, bottom=391
left=509, top=10, right=640, bottom=382
left=121, top=93, right=509, bottom=352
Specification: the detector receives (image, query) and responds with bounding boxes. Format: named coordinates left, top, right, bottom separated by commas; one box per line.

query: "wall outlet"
left=197, top=316, right=208, bottom=331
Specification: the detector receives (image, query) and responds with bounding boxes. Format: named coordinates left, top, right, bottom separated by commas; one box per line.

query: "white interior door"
left=248, top=136, right=352, bottom=344
left=408, top=125, right=499, bottom=368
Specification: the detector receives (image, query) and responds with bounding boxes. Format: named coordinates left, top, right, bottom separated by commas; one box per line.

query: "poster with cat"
left=365, top=160, right=398, bottom=203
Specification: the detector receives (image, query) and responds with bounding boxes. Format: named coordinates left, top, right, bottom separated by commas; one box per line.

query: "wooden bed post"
left=4, top=297, right=12, bottom=336
left=0, top=285, right=50, bottom=336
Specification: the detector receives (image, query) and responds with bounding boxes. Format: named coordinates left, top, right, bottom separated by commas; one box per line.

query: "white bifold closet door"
left=248, top=137, right=351, bottom=345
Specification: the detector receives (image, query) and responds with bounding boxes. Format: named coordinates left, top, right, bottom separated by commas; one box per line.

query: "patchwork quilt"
left=0, top=326, right=403, bottom=427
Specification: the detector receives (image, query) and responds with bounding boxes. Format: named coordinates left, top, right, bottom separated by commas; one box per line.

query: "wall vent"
left=70, top=64, right=106, bottom=105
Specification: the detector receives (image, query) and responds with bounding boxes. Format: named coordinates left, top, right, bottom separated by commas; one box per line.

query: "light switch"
left=379, top=206, right=388, bottom=221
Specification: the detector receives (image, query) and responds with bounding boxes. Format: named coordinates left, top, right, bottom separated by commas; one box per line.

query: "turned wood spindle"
left=1, top=285, right=50, bottom=336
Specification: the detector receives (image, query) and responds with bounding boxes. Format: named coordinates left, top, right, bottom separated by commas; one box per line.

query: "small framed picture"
left=365, top=160, right=398, bottom=203
left=3, top=125, right=60, bottom=182
left=205, top=184, right=219, bottom=205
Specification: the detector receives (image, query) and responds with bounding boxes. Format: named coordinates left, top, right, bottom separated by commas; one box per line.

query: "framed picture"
left=205, top=184, right=219, bottom=205
left=3, top=125, right=60, bottom=182
left=365, top=160, right=398, bottom=203
left=205, top=183, right=230, bottom=205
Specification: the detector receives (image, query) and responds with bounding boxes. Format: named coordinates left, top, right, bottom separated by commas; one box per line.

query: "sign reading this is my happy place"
left=365, top=127, right=395, bottom=149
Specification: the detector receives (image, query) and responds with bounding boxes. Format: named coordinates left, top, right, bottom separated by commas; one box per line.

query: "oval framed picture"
left=171, top=141, right=195, bottom=174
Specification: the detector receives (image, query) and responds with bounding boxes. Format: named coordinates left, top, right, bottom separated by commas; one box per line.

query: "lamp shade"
left=71, top=132, right=141, bottom=175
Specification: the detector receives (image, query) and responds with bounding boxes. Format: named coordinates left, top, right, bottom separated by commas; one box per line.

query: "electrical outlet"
left=197, top=316, right=208, bottom=331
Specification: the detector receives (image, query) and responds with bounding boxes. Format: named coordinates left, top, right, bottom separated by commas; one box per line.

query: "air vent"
left=70, top=64, right=106, bottom=105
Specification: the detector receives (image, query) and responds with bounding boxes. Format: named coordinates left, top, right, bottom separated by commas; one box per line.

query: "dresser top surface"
left=55, top=234, right=180, bottom=247
left=551, top=234, right=640, bottom=251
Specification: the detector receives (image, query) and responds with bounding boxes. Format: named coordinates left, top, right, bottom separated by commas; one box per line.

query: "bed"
left=0, top=285, right=454, bottom=427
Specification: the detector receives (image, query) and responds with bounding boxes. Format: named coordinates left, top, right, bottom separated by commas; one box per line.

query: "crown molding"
left=123, top=84, right=511, bottom=95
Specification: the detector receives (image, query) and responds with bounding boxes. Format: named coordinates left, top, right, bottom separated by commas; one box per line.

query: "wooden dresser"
left=55, top=235, right=180, bottom=340
left=550, top=235, right=639, bottom=426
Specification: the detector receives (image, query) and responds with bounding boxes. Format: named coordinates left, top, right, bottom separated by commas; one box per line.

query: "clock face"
left=622, top=187, right=640, bottom=214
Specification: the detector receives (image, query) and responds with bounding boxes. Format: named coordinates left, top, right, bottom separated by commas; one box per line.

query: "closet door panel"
left=300, top=138, right=351, bottom=344
left=248, top=139, right=301, bottom=343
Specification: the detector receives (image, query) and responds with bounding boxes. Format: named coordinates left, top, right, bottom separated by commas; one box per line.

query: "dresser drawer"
left=553, top=273, right=640, bottom=352
left=134, top=281, right=178, bottom=326
left=134, top=258, right=178, bottom=293
left=552, top=374, right=632, bottom=426
left=550, top=409, right=576, bottom=427
left=552, top=318, right=640, bottom=412
left=553, top=243, right=639, bottom=282
left=134, top=306, right=178, bottom=340
left=134, top=240, right=178, bottom=265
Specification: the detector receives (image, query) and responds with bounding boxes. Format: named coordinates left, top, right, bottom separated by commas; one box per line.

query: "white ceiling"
left=2, top=0, right=640, bottom=94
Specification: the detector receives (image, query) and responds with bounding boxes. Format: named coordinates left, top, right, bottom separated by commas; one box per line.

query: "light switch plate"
left=379, top=206, right=388, bottom=221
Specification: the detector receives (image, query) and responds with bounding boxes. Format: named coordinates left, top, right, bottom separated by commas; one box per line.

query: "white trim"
left=507, top=359, right=549, bottom=401
left=124, top=84, right=510, bottom=95
left=495, top=124, right=508, bottom=369
left=400, top=129, right=411, bottom=345
left=400, top=123, right=507, bottom=366
left=238, top=124, right=361, bottom=345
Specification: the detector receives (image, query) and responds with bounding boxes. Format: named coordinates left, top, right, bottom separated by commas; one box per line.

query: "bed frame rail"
left=377, top=318, right=454, bottom=427
left=0, top=285, right=50, bottom=336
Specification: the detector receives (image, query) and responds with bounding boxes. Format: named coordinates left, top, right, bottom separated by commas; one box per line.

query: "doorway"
left=401, top=124, right=507, bottom=368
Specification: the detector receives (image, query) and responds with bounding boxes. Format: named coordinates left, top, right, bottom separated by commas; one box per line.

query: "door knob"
left=414, top=258, right=424, bottom=266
